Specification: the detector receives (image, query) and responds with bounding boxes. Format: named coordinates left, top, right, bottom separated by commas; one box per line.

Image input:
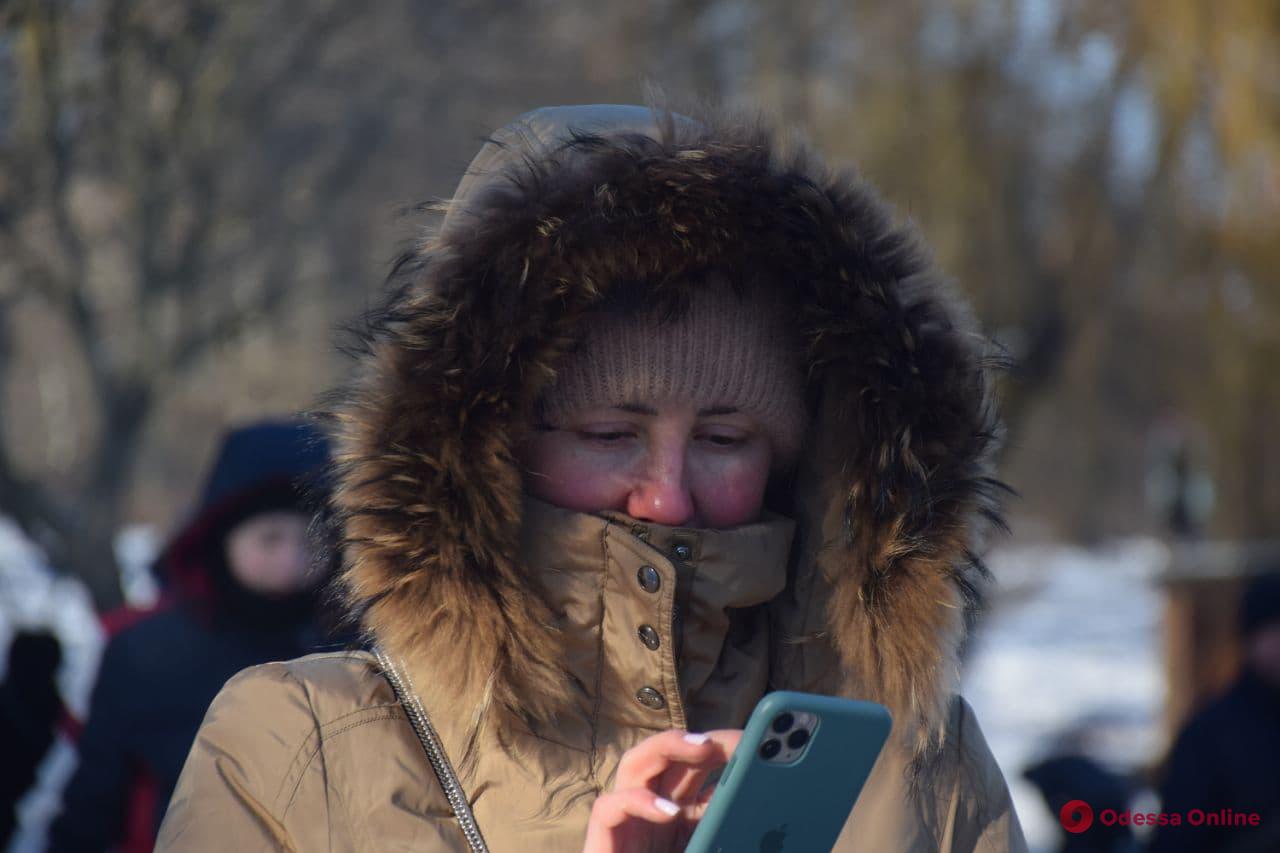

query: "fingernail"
left=654, top=797, right=681, bottom=816
left=683, top=732, right=709, bottom=745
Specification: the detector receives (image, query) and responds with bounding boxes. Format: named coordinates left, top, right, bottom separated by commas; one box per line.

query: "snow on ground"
left=964, top=536, right=1170, bottom=853
left=0, top=517, right=104, bottom=718
left=0, top=517, right=160, bottom=712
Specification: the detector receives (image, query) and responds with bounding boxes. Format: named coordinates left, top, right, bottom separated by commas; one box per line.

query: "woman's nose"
left=626, top=445, right=695, bottom=527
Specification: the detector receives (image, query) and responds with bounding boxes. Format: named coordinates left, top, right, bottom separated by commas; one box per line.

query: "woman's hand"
left=582, top=728, right=742, bottom=853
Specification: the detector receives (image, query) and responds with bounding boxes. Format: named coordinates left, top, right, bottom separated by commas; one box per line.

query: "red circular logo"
left=1060, top=800, right=1094, bottom=833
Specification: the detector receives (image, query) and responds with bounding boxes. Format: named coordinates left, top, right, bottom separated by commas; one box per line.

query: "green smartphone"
left=684, top=690, right=892, bottom=853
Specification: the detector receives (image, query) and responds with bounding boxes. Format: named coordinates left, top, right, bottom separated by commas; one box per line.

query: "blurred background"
left=0, top=1, right=1276, bottom=851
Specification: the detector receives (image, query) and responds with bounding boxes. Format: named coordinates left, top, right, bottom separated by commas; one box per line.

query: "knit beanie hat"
left=536, top=285, right=809, bottom=469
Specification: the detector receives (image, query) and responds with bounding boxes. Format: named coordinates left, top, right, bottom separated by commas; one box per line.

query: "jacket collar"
left=519, top=494, right=795, bottom=736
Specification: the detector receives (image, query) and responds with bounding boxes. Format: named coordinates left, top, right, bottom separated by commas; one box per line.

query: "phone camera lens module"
left=759, top=738, right=782, bottom=760
left=771, top=712, right=794, bottom=734
left=786, top=728, right=810, bottom=750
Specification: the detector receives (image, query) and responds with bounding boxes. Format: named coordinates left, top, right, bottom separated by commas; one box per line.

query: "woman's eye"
left=577, top=430, right=634, bottom=443
left=699, top=434, right=747, bottom=447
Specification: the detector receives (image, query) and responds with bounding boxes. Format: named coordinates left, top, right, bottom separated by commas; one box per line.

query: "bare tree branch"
left=166, top=276, right=295, bottom=378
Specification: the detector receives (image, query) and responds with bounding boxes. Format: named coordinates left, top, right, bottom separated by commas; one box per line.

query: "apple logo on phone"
left=759, top=823, right=788, bottom=852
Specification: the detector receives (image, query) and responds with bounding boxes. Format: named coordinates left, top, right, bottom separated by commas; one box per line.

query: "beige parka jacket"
left=157, top=102, right=1028, bottom=852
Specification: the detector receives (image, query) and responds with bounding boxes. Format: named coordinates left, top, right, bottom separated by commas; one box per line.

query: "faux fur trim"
left=313, top=98, right=1012, bottom=774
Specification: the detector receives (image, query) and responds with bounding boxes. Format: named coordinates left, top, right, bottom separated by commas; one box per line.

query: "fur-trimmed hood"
left=317, top=102, right=1011, bottom=785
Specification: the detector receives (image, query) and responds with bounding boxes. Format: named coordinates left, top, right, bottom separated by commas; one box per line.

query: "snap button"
left=637, top=624, right=660, bottom=650
left=637, top=565, right=661, bottom=593
left=635, top=686, right=666, bottom=710
left=672, top=543, right=692, bottom=561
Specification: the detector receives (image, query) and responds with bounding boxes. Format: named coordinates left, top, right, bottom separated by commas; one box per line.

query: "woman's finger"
left=648, top=728, right=743, bottom=805
left=613, top=730, right=714, bottom=790
left=660, top=762, right=709, bottom=804
left=613, top=729, right=741, bottom=792
left=582, top=787, right=681, bottom=852
left=658, top=733, right=741, bottom=814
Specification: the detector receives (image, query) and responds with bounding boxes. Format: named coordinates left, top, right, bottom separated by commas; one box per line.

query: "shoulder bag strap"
left=374, top=647, right=489, bottom=853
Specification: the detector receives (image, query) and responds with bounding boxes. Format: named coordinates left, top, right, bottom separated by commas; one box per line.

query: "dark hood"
left=317, top=102, right=1012, bottom=776
left=157, top=419, right=331, bottom=602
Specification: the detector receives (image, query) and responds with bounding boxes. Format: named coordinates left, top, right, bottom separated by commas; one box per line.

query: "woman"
left=158, top=102, right=1027, bottom=851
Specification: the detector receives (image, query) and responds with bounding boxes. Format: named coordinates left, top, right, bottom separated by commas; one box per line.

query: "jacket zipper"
left=374, top=647, right=490, bottom=853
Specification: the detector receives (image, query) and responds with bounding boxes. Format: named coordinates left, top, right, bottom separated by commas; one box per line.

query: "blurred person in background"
left=155, top=101, right=1026, bottom=851
left=0, top=630, right=64, bottom=848
left=1147, top=571, right=1280, bottom=853
left=1023, top=753, right=1140, bottom=853
left=46, top=418, right=339, bottom=853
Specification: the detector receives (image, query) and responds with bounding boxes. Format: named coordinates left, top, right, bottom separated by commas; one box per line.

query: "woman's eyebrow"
left=613, top=402, right=658, bottom=415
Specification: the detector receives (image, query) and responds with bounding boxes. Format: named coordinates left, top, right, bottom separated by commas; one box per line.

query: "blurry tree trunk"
left=0, top=0, right=385, bottom=608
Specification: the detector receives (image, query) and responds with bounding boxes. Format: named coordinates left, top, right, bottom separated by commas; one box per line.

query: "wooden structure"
left=1159, top=540, right=1280, bottom=745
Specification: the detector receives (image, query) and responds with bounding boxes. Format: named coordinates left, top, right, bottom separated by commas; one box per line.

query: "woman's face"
left=517, top=398, right=773, bottom=529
